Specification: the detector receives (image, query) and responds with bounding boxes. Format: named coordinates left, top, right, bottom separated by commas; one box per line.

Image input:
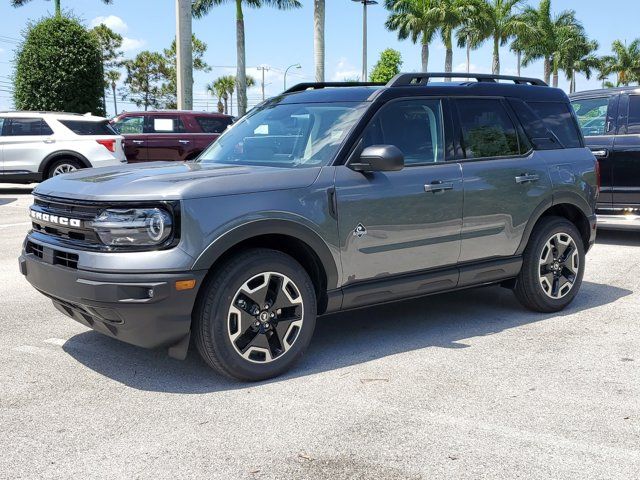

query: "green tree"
left=192, top=0, right=302, bottom=117
left=91, top=24, right=123, bottom=114
left=518, top=0, right=582, bottom=86
left=123, top=51, right=168, bottom=111
left=162, top=35, right=211, bottom=109
left=600, top=39, right=640, bottom=86
left=14, top=16, right=104, bottom=115
left=105, top=69, right=120, bottom=114
left=384, top=0, right=437, bottom=73
left=456, top=0, right=527, bottom=75
left=557, top=35, right=599, bottom=93
left=11, top=0, right=113, bottom=17
left=425, top=0, right=475, bottom=74
left=370, top=48, right=403, bottom=83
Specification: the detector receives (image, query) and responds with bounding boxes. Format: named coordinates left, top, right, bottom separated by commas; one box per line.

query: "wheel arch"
left=38, top=151, right=91, bottom=176
left=192, top=220, right=340, bottom=315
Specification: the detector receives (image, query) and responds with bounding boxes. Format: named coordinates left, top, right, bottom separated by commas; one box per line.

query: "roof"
left=0, top=111, right=108, bottom=121
left=119, top=110, right=233, bottom=117
left=569, top=86, right=640, bottom=98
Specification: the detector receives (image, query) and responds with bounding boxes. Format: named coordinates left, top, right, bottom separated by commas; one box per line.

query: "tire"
left=193, top=248, right=317, bottom=381
left=513, top=216, right=585, bottom=313
left=46, top=158, right=84, bottom=179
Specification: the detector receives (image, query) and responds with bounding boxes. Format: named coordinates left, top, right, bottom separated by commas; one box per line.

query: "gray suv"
left=20, top=73, right=598, bottom=381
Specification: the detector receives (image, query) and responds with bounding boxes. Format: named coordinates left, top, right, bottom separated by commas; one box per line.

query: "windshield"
left=198, top=101, right=368, bottom=168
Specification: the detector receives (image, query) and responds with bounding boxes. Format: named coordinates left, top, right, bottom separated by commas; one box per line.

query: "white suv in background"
left=0, top=112, right=127, bottom=183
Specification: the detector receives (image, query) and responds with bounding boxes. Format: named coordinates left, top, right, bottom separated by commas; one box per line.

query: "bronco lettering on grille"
left=30, top=209, right=82, bottom=228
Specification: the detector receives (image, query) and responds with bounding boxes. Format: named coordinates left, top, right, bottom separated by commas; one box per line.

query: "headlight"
left=91, top=208, right=173, bottom=247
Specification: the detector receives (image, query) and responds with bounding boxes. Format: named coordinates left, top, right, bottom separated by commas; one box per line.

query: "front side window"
left=529, top=102, right=582, bottom=148
left=198, top=101, right=368, bottom=168
left=0, top=118, right=5, bottom=135
left=626, top=95, right=640, bottom=134
left=571, top=97, right=609, bottom=137
left=112, top=116, right=144, bottom=134
left=4, top=118, right=50, bottom=136
left=457, top=99, right=520, bottom=159
left=360, top=99, right=444, bottom=165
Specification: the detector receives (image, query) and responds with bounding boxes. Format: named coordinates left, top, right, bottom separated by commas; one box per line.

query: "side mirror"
left=350, top=145, right=404, bottom=173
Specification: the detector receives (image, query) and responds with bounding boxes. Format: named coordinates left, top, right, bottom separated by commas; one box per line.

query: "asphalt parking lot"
left=0, top=183, right=638, bottom=480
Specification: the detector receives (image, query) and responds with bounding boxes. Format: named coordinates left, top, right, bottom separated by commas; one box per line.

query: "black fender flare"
left=38, top=151, right=91, bottom=174
left=515, top=192, right=593, bottom=255
left=192, top=219, right=340, bottom=290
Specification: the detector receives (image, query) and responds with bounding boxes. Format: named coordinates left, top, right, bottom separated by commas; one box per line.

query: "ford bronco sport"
left=20, top=73, right=598, bottom=381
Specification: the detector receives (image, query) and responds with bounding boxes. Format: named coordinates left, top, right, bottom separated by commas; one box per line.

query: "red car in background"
left=111, top=111, right=234, bottom=163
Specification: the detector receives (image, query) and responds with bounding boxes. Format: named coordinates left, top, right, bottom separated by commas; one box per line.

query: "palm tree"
left=11, top=0, right=113, bottom=17
left=426, top=0, right=476, bottom=74
left=209, top=78, right=229, bottom=113
left=600, top=39, right=640, bottom=86
left=557, top=36, right=599, bottom=93
left=456, top=0, right=527, bottom=75
left=314, top=0, right=325, bottom=81
left=105, top=70, right=120, bottom=115
left=192, top=0, right=301, bottom=118
left=384, top=0, right=437, bottom=72
left=518, top=0, right=582, bottom=87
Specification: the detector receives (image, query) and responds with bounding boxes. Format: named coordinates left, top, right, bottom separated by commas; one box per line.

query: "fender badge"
left=353, top=223, right=367, bottom=238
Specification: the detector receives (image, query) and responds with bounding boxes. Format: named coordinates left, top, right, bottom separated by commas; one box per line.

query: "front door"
left=453, top=98, right=553, bottom=262
left=612, top=94, right=640, bottom=206
left=335, top=98, right=463, bottom=285
left=113, top=114, right=147, bottom=163
left=571, top=94, right=619, bottom=209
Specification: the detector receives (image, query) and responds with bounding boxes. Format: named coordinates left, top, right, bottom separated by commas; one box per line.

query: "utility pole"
left=352, top=0, right=377, bottom=82
left=176, top=0, right=193, bottom=110
left=257, top=66, right=270, bottom=101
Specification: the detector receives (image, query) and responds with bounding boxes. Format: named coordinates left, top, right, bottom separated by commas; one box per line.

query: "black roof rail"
left=387, top=72, right=548, bottom=87
left=284, top=81, right=385, bottom=94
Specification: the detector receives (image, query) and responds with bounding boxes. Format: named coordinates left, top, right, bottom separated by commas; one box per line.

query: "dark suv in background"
left=21, top=73, right=597, bottom=381
left=570, top=87, right=640, bottom=229
left=111, top=110, right=233, bottom=163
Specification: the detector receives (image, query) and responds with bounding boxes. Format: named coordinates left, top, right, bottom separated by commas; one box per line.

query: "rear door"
left=145, top=115, right=190, bottom=161
left=112, top=114, right=147, bottom=163
left=2, top=117, right=56, bottom=174
left=571, top=94, right=618, bottom=208
left=612, top=93, right=640, bottom=206
left=453, top=98, right=553, bottom=263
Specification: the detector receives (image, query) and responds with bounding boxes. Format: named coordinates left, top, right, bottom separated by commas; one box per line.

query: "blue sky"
left=0, top=0, right=638, bottom=116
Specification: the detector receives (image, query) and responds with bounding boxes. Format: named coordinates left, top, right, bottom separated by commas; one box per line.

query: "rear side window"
left=149, top=117, right=186, bottom=133
left=3, top=118, right=52, bottom=136
left=528, top=102, right=582, bottom=148
left=571, top=97, right=609, bottom=137
left=59, top=120, right=116, bottom=136
left=196, top=116, right=232, bottom=134
left=456, top=99, right=520, bottom=159
left=626, top=95, right=640, bottom=134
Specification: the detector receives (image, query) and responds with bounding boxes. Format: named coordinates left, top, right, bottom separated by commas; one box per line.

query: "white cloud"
left=454, top=62, right=486, bottom=74
left=121, top=37, right=145, bottom=52
left=332, top=57, right=360, bottom=81
left=0, top=48, right=4, bottom=55
left=90, top=15, right=128, bottom=34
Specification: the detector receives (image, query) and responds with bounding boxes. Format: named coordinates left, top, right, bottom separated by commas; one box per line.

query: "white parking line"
left=43, top=338, right=67, bottom=347
left=0, top=222, right=31, bottom=228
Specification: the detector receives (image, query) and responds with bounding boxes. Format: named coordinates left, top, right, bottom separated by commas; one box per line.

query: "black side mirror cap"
left=350, top=145, right=404, bottom=172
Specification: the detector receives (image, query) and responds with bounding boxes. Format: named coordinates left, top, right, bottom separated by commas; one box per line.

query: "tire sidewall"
left=204, top=251, right=317, bottom=381
left=47, top=158, right=83, bottom=179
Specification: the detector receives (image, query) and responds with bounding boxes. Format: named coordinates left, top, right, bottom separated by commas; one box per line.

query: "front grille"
left=26, top=240, right=78, bottom=270
left=53, top=250, right=79, bottom=269
left=26, top=241, right=44, bottom=259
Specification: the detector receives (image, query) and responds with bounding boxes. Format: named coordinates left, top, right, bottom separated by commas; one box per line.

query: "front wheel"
left=193, top=249, right=317, bottom=381
left=47, top=158, right=83, bottom=179
left=513, top=216, right=585, bottom=313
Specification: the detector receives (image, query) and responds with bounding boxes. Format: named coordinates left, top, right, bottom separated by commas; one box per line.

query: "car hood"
left=34, top=162, right=322, bottom=201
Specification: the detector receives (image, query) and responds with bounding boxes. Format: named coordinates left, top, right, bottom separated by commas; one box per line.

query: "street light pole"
left=284, top=63, right=301, bottom=90
left=352, top=0, right=377, bottom=82
left=176, top=0, right=193, bottom=110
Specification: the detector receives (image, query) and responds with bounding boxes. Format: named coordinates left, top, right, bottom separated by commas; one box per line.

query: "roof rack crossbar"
left=284, top=81, right=385, bottom=94
left=387, top=73, right=547, bottom=87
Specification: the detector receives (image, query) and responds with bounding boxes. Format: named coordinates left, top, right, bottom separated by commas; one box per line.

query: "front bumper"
left=19, top=250, right=206, bottom=352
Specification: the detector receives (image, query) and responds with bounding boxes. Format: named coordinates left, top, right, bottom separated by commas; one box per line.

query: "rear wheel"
left=47, top=158, right=83, bottom=179
left=513, top=216, right=585, bottom=313
left=194, top=249, right=317, bottom=381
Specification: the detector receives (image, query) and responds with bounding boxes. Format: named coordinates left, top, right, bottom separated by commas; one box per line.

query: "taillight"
left=96, top=139, right=116, bottom=153
left=594, top=158, right=601, bottom=193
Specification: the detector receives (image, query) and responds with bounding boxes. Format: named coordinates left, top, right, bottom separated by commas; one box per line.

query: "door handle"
left=424, top=180, right=454, bottom=193
left=43, top=139, right=55, bottom=144
left=179, top=140, right=191, bottom=145
left=132, top=140, right=144, bottom=145
left=590, top=149, right=609, bottom=158
left=515, top=173, right=540, bottom=184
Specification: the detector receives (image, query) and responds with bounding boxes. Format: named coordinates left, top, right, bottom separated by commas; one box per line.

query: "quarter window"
left=196, top=116, right=232, bottom=134
left=528, top=102, right=582, bottom=148
left=457, top=99, right=520, bottom=159
left=571, top=97, right=609, bottom=137
left=626, top=95, right=640, bottom=134
left=360, top=99, right=444, bottom=165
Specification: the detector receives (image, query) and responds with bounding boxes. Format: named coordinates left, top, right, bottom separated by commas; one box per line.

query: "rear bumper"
left=19, top=251, right=206, bottom=351
left=597, top=214, right=640, bottom=231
